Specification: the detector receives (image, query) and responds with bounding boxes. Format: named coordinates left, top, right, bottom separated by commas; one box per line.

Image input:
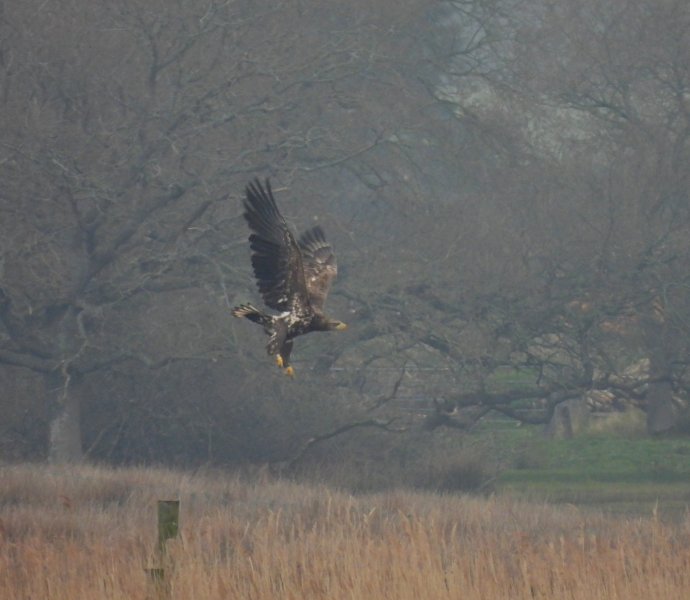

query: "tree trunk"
left=642, top=301, right=679, bottom=435
left=46, top=371, right=83, bottom=463
left=646, top=380, right=678, bottom=434
left=545, top=397, right=590, bottom=439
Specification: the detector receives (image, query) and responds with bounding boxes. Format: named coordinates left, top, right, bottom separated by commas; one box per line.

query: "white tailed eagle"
left=232, top=178, right=347, bottom=376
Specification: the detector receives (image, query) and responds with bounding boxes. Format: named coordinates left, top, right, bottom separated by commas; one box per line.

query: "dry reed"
left=1, top=463, right=688, bottom=599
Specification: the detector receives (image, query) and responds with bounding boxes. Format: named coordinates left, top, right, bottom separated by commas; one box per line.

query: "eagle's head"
left=327, top=319, right=348, bottom=331
left=312, top=315, right=347, bottom=331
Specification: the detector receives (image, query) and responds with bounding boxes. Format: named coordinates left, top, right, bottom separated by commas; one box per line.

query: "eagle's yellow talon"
left=285, top=366, right=295, bottom=377
left=276, top=355, right=284, bottom=368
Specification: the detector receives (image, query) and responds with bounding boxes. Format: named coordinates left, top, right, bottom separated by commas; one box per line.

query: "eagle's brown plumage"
left=232, top=178, right=346, bottom=376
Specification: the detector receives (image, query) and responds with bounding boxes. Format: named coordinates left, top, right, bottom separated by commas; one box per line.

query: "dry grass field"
left=1, top=463, right=689, bottom=599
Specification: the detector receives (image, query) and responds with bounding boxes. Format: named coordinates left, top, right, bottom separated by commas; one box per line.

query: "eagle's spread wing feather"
left=243, top=179, right=310, bottom=313
left=298, top=226, right=337, bottom=312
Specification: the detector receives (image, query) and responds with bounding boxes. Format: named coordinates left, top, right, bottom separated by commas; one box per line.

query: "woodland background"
left=2, top=0, right=690, bottom=476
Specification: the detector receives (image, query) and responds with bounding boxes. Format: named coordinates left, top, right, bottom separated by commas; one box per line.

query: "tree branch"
left=287, top=418, right=407, bottom=468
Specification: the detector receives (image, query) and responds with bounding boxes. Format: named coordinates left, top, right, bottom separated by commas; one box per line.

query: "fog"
left=1, top=0, right=689, bottom=470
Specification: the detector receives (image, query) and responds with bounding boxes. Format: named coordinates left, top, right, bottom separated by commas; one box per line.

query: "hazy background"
left=1, top=0, right=689, bottom=480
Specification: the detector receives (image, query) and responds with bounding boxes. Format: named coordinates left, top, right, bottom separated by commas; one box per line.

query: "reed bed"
left=1, top=463, right=689, bottom=599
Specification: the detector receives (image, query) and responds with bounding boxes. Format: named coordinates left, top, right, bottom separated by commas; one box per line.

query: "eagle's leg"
left=280, top=341, right=294, bottom=377
left=267, top=320, right=295, bottom=376
left=267, top=320, right=287, bottom=355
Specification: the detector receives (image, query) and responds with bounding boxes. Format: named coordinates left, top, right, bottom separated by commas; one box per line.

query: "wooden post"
left=157, top=500, right=180, bottom=553
left=146, top=500, right=180, bottom=597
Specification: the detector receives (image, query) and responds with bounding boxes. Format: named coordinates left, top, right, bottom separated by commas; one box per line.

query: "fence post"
left=157, top=500, right=180, bottom=553
left=146, top=499, right=180, bottom=597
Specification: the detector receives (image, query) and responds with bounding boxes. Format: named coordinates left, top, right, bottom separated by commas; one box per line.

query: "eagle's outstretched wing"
left=298, top=226, right=337, bottom=312
left=243, top=179, right=310, bottom=313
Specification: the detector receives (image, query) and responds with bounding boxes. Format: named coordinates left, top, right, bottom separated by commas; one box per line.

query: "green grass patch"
left=491, top=429, right=690, bottom=515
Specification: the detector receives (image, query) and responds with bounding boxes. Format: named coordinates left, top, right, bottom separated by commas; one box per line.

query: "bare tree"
left=0, top=0, right=434, bottom=461
left=5, top=0, right=689, bottom=466
left=390, top=0, right=690, bottom=432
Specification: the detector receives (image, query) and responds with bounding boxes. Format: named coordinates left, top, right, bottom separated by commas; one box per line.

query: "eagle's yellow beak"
left=335, top=322, right=348, bottom=331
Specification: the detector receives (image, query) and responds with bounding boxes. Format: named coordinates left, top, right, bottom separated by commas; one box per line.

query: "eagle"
left=232, top=178, right=347, bottom=376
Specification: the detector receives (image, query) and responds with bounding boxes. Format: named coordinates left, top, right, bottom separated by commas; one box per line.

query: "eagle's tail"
left=231, top=303, right=271, bottom=327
